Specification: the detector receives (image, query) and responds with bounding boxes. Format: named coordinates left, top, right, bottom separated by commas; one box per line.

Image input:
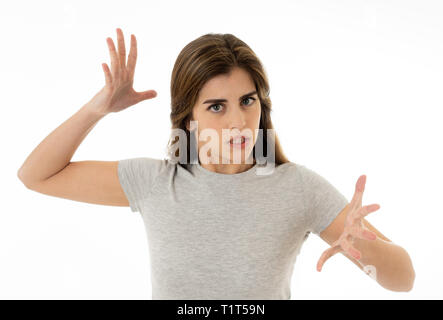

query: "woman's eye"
left=242, top=97, right=256, bottom=106
left=208, top=104, right=223, bottom=112
left=207, top=97, right=256, bottom=113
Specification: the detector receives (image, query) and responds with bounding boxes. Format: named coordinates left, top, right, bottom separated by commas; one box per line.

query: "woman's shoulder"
left=270, top=161, right=299, bottom=176
left=118, top=156, right=187, bottom=183
left=270, top=161, right=318, bottom=189
left=119, top=156, right=170, bottom=172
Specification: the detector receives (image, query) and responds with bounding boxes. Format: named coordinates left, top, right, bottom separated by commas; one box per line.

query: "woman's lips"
left=227, top=135, right=249, bottom=143
left=229, top=137, right=250, bottom=148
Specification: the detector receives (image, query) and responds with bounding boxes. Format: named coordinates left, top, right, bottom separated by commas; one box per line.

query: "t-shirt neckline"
left=194, top=160, right=259, bottom=179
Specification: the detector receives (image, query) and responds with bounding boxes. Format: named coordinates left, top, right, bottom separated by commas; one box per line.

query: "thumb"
left=136, top=89, right=157, bottom=102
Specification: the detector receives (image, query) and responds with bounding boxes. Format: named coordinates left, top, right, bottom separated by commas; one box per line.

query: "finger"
left=127, top=34, right=138, bottom=79
left=102, top=63, right=112, bottom=86
left=136, top=90, right=157, bottom=102
left=316, top=245, right=341, bottom=272
left=106, top=37, right=119, bottom=80
left=342, top=239, right=362, bottom=260
left=350, top=175, right=366, bottom=210
left=356, top=203, right=381, bottom=220
left=352, top=226, right=377, bottom=241
left=116, top=28, right=127, bottom=72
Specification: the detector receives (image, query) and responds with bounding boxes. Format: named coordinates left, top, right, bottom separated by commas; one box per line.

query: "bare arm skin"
left=17, top=28, right=157, bottom=207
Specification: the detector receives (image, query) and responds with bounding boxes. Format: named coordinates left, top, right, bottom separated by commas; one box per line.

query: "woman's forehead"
left=198, top=69, right=256, bottom=100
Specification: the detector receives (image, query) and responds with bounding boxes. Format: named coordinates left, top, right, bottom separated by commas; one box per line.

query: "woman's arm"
left=16, top=102, right=131, bottom=208
left=316, top=175, right=415, bottom=292
left=18, top=28, right=157, bottom=187
left=17, top=102, right=105, bottom=185
left=320, top=207, right=415, bottom=292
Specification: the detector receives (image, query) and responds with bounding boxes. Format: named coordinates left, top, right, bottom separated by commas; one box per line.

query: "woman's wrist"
left=81, top=100, right=109, bottom=119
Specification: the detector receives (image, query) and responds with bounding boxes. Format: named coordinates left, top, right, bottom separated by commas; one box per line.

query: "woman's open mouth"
left=229, top=136, right=249, bottom=149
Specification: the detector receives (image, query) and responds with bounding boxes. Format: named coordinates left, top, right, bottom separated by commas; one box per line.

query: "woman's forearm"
left=347, top=237, right=415, bottom=292
left=17, top=102, right=106, bottom=185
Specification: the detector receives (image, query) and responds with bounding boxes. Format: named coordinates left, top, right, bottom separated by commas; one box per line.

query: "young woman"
left=17, top=28, right=415, bottom=299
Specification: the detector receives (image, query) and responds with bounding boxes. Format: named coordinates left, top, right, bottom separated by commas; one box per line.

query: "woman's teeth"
left=231, top=137, right=245, bottom=144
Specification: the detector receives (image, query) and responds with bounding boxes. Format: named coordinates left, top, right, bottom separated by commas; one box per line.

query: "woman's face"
left=187, top=67, right=261, bottom=166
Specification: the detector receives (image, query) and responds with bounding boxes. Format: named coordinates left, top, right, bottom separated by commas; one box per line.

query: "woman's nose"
left=226, top=107, right=246, bottom=129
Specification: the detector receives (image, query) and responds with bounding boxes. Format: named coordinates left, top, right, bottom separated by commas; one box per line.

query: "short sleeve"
left=117, top=157, right=167, bottom=212
left=299, top=165, right=349, bottom=235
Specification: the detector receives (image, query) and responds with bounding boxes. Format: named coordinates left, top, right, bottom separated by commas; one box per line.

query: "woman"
left=17, top=28, right=415, bottom=299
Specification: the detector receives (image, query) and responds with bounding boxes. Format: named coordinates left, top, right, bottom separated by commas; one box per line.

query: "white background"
left=1, top=0, right=441, bottom=299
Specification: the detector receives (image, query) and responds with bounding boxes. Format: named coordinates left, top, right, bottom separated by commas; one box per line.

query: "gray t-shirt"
left=117, top=157, right=349, bottom=300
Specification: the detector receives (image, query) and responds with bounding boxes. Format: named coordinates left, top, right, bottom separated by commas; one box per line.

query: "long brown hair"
left=166, top=32, right=290, bottom=168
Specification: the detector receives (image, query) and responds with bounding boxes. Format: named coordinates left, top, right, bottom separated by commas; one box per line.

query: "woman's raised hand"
left=87, top=28, right=157, bottom=115
left=316, top=175, right=381, bottom=272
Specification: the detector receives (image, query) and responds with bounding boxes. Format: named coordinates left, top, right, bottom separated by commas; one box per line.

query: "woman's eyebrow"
left=203, top=91, right=257, bottom=104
